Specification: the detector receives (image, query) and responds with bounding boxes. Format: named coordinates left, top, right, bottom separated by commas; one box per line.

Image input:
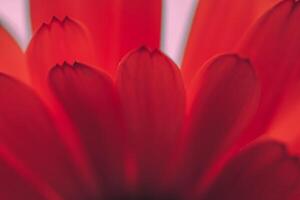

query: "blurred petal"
left=266, top=65, right=300, bottom=153
left=116, top=47, right=185, bottom=195
left=0, top=147, right=61, bottom=200
left=26, top=17, right=96, bottom=93
left=238, top=0, right=300, bottom=144
left=182, top=0, right=277, bottom=85
left=177, top=54, right=260, bottom=188
left=0, top=74, right=93, bottom=199
left=30, top=0, right=162, bottom=74
left=49, top=63, right=126, bottom=198
left=202, top=139, right=300, bottom=200
left=0, top=26, right=28, bottom=83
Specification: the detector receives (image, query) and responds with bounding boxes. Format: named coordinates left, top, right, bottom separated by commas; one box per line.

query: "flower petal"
left=30, top=0, right=162, bottom=74
left=49, top=63, right=126, bottom=198
left=0, top=26, right=28, bottom=83
left=264, top=67, right=300, bottom=152
left=26, top=17, right=96, bottom=93
left=0, top=147, right=62, bottom=200
left=0, top=161, right=44, bottom=199
left=202, top=139, right=300, bottom=200
left=182, top=0, right=277, bottom=85
left=238, top=0, right=300, bottom=144
left=177, top=54, right=260, bottom=188
left=0, top=74, right=93, bottom=199
left=116, top=47, right=185, bottom=194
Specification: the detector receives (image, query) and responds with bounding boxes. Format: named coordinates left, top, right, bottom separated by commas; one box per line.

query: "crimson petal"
left=26, top=17, right=96, bottom=93
left=0, top=26, right=28, bottom=83
left=0, top=74, right=94, bottom=199
left=116, top=47, right=185, bottom=195
left=176, top=54, right=260, bottom=188
left=49, top=63, right=126, bottom=198
left=0, top=147, right=63, bottom=199
left=238, top=0, right=300, bottom=145
left=30, top=0, right=162, bottom=74
left=202, top=139, right=300, bottom=200
left=0, top=158, right=45, bottom=199
left=182, top=0, right=277, bottom=85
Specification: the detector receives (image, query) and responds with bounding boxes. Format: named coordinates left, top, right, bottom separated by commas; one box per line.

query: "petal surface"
left=202, top=139, right=300, bottom=200
left=237, top=0, right=300, bottom=144
left=0, top=74, right=93, bottom=199
left=0, top=26, right=28, bottom=83
left=176, top=54, right=260, bottom=189
left=26, top=17, right=96, bottom=93
left=49, top=63, right=126, bottom=198
left=266, top=65, right=300, bottom=153
left=0, top=147, right=62, bottom=200
left=116, top=47, right=185, bottom=195
left=182, top=0, right=277, bottom=85
left=30, top=0, right=161, bottom=74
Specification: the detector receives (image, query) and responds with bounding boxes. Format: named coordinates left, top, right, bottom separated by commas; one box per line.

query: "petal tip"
left=35, top=16, right=77, bottom=34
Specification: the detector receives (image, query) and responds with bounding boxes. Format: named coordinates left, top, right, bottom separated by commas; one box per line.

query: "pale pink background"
left=0, top=0, right=198, bottom=64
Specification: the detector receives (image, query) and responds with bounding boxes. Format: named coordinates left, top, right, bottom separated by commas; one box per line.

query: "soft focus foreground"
left=0, top=0, right=300, bottom=200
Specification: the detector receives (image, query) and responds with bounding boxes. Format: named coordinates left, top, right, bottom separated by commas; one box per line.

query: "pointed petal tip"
left=62, top=16, right=71, bottom=23
left=50, top=16, right=74, bottom=25
left=51, top=16, right=60, bottom=22
left=137, top=45, right=151, bottom=52
left=120, top=46, right=178, bottom=68
left=127, top=46, right=156, bottom=57
left=199, top=54, right=256, bottom=79
left=230, top=53, right=251, bottom=64
left=49, top=61, right=112, bottom=84
left=27, top=14, right=96, bottom=91
left=129, top=46, right=165, bottom=55
left=135, top=46, right=163, bottom=54
left=216, top=53, right=251, bottom=63
left=35, top=15, right=78, bottom=34
left=30, top=0, right=161, bottom=73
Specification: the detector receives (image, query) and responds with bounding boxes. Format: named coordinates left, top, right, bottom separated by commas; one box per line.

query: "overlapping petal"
left=175, top=54, right=260, bottom=189
left=0, top=148, right=60, bottom=199
left=237, top=0, right=300, bottom=145
left=182, top=0, right=277, bottom=85
left=1, top=0, right=299, bottom=199
left=26, top=17, right=96, bottom=93
left=0, top=74, right=95, bottom=199
left=49, top=63, right=126, bottom=198
left=202, top=139, right=300, bottom=200
left=0, top=26, right=28, bottom=83
left=116, top=47, right=185, bottom=195
left=30, top=0, right=162, bottom=74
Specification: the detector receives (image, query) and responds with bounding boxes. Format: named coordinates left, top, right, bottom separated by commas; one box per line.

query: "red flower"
left=0, top=0, right=300, bottom=199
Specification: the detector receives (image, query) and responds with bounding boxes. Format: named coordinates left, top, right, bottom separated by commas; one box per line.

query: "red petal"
left=237, top=0, right=300, bottom=145
left=0, top=148, right=61, bottom=199
left=30, top=0, right=162, bottom=74
left=26, top=17, right=96, bottom=93
left=202, top=139, right=300, bottom=200
left=177, top=54, right=260, bottom=188
left=266, top=68, right=300, bottom=153
left=182, top=0, right=277, bottom=85
left=116, top=47, right=185, bottom=194
left=0, top=74, right=93, bottom=199
left=0, top=26, right=28, bottom=83
left=49, top=63, right=126, bottom=198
